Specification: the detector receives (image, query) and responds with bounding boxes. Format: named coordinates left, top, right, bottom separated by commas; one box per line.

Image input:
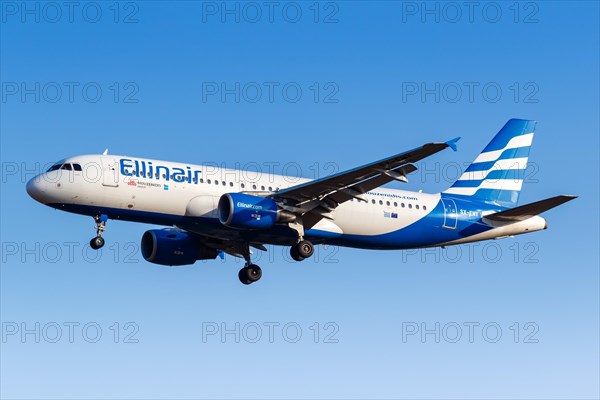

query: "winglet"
left=102, top=149, right=108, bottom=155
left=446, top=137, right=461, bottom=152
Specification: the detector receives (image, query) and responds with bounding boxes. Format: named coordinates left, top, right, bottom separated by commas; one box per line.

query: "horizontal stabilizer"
left=485, top=195, right=577, bottom=222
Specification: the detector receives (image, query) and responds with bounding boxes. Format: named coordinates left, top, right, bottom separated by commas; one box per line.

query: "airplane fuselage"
left=26, top=154, right=547, bottom=251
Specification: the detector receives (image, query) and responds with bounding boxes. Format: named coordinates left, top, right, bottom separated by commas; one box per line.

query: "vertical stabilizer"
left=443, top=119, right=536, bottom=207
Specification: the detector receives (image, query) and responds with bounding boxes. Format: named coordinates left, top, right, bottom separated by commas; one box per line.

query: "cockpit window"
left=47, top=164, right=62, bottom=172
left=47, top=162, right=82, bottom=172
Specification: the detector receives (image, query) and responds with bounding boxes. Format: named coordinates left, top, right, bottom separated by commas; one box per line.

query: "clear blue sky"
left=1, top=1, right=598, bottom=398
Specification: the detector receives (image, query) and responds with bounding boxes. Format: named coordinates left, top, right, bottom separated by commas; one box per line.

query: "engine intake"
left=218, top=193, right=294, bottom=229
left=141, top=229, right=219, bottom=266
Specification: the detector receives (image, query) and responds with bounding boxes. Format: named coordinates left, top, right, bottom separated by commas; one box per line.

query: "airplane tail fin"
left=443, top=119, right=536, bottom=207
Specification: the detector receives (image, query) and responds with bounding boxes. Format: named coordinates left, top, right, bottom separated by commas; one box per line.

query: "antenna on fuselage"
left=102, top=149, right=108, bottom=155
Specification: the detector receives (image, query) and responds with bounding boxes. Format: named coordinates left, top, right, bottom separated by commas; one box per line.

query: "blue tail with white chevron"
left=443, top=119, right=536, bottom=208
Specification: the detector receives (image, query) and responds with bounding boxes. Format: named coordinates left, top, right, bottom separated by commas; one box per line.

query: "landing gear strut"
left=238, top=245, right=262, bottom=285
left=288, top=220, right=314, bottom=262
left=90, top=214, right=107, bottom=250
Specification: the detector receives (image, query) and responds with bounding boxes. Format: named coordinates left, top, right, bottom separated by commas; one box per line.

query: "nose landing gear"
left=90, top=236, right=105, bottom=250
left=90, top=214, right=107, bottom=250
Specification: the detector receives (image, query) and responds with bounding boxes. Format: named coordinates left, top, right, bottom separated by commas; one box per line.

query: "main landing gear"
left=236, top=218, right=318, bottom=285
left=238, top=248, right=262, bottom=285
left=90, top=214, right=107, bottom=250
left=238, top=263, right=262, bottom=285
left=236, top=239, right=316, bottom=285
left=290, top=239, right=314, bottom=262
left=288, top=220, right=314, bottom=262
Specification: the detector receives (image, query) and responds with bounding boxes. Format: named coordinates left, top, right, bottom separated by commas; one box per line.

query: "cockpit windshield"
left=47, top=164, right=62, bottom=172
left=46, top=163, right=83, bottom=172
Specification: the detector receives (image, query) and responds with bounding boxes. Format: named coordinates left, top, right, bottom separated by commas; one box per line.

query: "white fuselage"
left=26, top=154, right=547, bottom=249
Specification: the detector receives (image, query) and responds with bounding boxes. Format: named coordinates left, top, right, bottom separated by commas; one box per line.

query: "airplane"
left=26, top=119, right=576, bottom=285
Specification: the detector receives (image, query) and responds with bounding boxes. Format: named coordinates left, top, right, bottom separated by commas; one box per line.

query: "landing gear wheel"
left=290, top=246, right=305, bottom=262
left=90, top=236, right=105, bottom=250
left=238, top=264, right=262, bottom=284
left=246, top=264, right=262, bottom=282
left=238, top=268, right=252, bottom=285
left=296, top=240, right=314, bottom=259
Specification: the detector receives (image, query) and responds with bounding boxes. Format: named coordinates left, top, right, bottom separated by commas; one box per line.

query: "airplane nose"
left=26, top=177, right=46, bottom=203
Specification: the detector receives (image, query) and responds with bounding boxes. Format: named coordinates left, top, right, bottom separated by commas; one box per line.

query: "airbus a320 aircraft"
left=27, top=119, right=575, bottom=284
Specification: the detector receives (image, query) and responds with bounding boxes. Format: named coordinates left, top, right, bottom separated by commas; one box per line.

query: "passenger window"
left=371, top=199, right=375, bottom=204
left=207, top=179, right=211, bottom=184
left=261, top=185, right=265, bottom=191
left=416, top=205, right=420, bottom=210
left=423, top=205, right=427, bottom=210
left=252, top=184, right=257, bottom=190
left=379, top=200, right=383, bottom=205
left=268, top=186, right=273, bottom=191
left=386, top=201, right=390, bottom=206
left=401, top=203, right=405, bottom=208
left=215, top=180, right=219, bottom=185
left=200, top=178, right=204, bottom=183
left=408, top=204, right=412, bottom=209
left=394, top=202, right=398, bottom=207
left=241, top=183, right=245, bottom=189
left=230, top=182, right=234, bottom=187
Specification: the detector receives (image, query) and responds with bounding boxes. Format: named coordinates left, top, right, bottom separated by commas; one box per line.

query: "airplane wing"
left=272, top=137, right=461, bottom=229
left=484, top=195, right=577, bottom=222
left=176, top=225, right=269, bottom=259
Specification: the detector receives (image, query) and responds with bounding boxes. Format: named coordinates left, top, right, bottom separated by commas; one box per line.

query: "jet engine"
left=141, top=229, right=219, bottom=266
left=218, top=193, right=295, bottom=229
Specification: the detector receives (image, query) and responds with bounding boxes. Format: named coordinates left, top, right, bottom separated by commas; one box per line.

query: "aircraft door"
left=441, top=198, right=458, bottom=229
left=101, top=157, right=119, bottom=187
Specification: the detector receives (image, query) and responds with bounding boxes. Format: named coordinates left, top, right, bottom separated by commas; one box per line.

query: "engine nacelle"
left=141, top=229, right=218, bottom=266
left=218, top=193, right=294, bottom=229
